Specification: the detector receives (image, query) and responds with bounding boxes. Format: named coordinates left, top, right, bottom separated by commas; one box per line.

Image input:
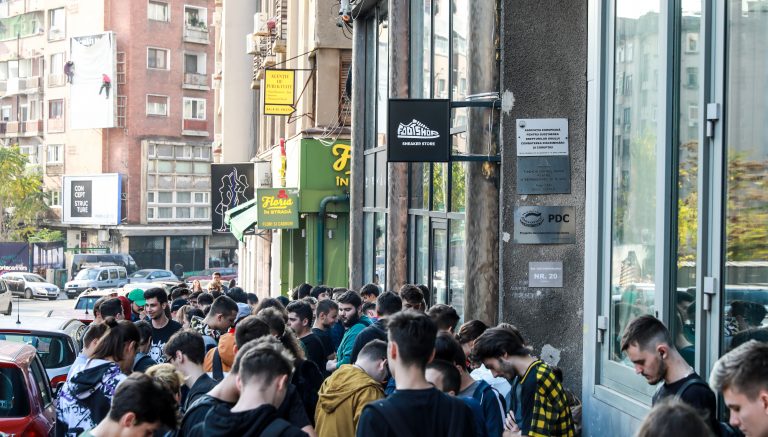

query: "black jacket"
left=350, top=319, right=387, bottom=363
left=203, top=402, right=307, bottom=437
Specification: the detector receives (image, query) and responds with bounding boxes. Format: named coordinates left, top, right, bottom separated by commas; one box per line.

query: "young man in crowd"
left=197, top=292, right=214, bottom=312
left=171, top=298, right=189, bottom=321
left=127, top=288, right=146, bottom=321
left=472, top=327, right=575, bottom=437
left=202, top=338, right=306, bottom=437
left=361, top=302, right=377, bottom=320
left=315, top=340, right=388, bottom=437
left=710, top=340, right=768, bottom=437
left=99, top=297, right=125, bottom=320
left=350, top=291, right=401, bottom=364
left=313, top=299, right=339, bottom=360
left=621, top=315, right=719, bottom=435
left=164, top=329, right=219, bottom=410
left=399, top=284, right=426, bottom=312
left=83, top=373, right=178, bottom=436
left=292, top=283, right=313, bottom=301
left=327, top=290, right=371, bottom=372
left=287, top=300, right=327, bottom=374
left=226, top=286, right=248, bottom=304
left=426, top=359, right=487, bottom=437
left=310, top=285, right=333, bottom=301
left=356, top=311, right=476, bottom=437
left=428, top=304, right=460, bottom=333
left=144, top=287, right=183, bottom=363
left=190, top=295, right=239, bottom=350
left=359, top=283, right=380, bottom=304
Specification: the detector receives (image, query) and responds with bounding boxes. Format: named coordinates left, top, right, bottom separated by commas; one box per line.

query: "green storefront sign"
left=256, top=188, right=299, bottom=229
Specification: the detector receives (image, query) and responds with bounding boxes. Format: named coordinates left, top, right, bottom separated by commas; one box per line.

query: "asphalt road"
left=0, top=292, right=74, bottom=320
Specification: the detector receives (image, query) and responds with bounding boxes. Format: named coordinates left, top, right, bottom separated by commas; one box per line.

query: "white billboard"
left=62, top=174, right=122, bottom=225
left=69, top=32, right=116, bottom=129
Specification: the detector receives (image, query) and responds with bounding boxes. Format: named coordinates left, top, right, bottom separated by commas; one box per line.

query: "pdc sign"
left=514, top=206, right=575, bottom=244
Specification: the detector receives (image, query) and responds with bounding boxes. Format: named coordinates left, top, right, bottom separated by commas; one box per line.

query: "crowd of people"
left=52, top=275, right=768, bottom=437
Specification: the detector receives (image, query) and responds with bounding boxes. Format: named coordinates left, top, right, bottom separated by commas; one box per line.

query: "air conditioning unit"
left=254, top=161, right=271, bottom=188
left=254, top=12, right=269, bottom=36
left=246, top=33, right=257, bottom=55
left=97, top=230, right=110, bottom=242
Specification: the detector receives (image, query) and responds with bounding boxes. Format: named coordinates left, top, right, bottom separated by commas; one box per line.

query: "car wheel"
left=24, top=288, right=32, bottom=299
left=3, top=302, right=10, bottom=315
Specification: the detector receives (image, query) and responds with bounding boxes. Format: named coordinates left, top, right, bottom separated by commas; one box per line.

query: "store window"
left=170, top=236, right=205, bottom=273
left=129, top=237, right=166, bottom=270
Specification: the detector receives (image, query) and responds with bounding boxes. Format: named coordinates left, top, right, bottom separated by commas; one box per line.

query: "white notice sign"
left=516, top=118, right=569, bottom=156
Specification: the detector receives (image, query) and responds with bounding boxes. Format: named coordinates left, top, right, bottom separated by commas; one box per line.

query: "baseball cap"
left=171, top=298, right=189, bottom=313
left=127, top=288, right=146, bottom=307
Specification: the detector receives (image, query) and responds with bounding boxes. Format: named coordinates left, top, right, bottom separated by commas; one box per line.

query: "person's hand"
left=502, top=430, right=522, bottom=437
left=326, top=360, right=337, bottom=372
left=504, top=410, right=520, bottom=432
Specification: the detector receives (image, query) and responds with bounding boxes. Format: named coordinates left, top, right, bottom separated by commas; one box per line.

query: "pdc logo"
left=520, top=210, right=570, bottom=227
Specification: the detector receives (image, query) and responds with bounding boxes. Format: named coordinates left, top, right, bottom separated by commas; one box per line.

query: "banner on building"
left=264, top=69, right=296, bottom=116
left=256, top=188, right=299, bottom=229
left=62, top=174, right=122, bottom=225
left=0, top=243, right=29, bottom=273
left=69, top=32, right=117, bottom=129
left=211, top=163, right=255, bottom=233
left=387, top=99, right=450, bottom=162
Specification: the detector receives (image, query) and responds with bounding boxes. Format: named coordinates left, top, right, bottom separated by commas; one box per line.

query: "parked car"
left=124, top=281, right=180, bottom=296
left=184, top=267, right=237, bottom=282
left=0, top=272, right=60, bottom=300
left=70, top=252, right=138, bottom=279
left=127, top=269, right=179, bottom=283
left=47, top=288, right=123, bottom=324
left=0, top=278, right=11, bottom=316
left=0, top=316, right=85, bottom=390
left=64, top=265, right=128, bottom=299
left=0, top=341, right=56, bottom=436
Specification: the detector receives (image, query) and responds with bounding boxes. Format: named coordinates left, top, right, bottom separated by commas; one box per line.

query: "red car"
left=0, top=341, right=56, bottom=436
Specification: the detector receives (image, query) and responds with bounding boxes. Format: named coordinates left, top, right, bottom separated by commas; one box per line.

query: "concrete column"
left=349, top=20, right=367, bottom=289
left=385, top=0, right=410, bottom=293
left=464, top=0, right=500, bottom=324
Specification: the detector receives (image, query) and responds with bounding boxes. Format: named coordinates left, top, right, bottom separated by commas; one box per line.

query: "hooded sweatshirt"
left=203, top=402, right=307, bottom=437
left=56, top=359, right=126, bottom=436
left=335, top=316, right=372, bottom=368
left=315, top=364, right=384, bottom=437
left=203, top=332, right=236, bottom=374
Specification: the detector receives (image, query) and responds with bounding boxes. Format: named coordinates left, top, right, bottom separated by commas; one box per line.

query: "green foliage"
left=0, top=146, right=49, bottom=241
left=28, top=228, right=64, bottom=243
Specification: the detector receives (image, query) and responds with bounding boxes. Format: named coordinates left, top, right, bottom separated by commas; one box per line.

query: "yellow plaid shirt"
left=519, top=360, right=575, bottom=437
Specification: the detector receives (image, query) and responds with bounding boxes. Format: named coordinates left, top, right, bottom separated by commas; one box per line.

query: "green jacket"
left=336, top=316, right=372, bottom=367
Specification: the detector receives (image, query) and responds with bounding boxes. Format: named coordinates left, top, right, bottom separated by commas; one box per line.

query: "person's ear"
left=119, top=411, right=137, bottom=427
left=760, top=391, right=768, bottom=412
left=657, top=344, right=668, bottom=360
left=276, top=373, right=288, bottom=392
left=388, top=341, right=398, bottom=361
left=235, top=373, right=243, bottom=392
left=233, top=345, right=239, bottom=355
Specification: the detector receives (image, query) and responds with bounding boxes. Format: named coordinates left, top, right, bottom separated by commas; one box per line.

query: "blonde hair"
left=145, top=363, right=185, bottom=395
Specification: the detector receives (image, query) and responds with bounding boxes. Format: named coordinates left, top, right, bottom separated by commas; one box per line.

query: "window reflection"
left=374, top=213, right=386, bottom=287
left=449, top=220, right=466, bottom=321
left=432, top=227, right=448, bottom=304
left=376, top=20, right=388, bottom=147
left=433, top=0, right=449, bottom=99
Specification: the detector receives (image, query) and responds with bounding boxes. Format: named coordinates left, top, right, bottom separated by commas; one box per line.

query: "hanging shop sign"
left=517, top=156, right=571, bottom=194
left=529, top=261, right=564, bottom=288
left=264, top=69, right=296, bottom=116
left=62, top=174, right=121, bottom=225
left=516, top=118, right=569, bottom=156
left=256, top=188, right=299, bottom=229
left=513, top=206, right=575, bottom=244
left=387, top=99, right=450, bottom=162
left=211, top=163, right=256, bottom=233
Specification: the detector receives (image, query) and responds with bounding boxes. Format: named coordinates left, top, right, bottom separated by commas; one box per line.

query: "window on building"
left=19, top=145, right=39, bottom=165
left=146, top=142, right=212, bottom=221
left=18, top=59, right=31, bottom=78
left=146, top=94, right=169, bottom=116
left=48, top=8, right=65, bottom=40
left=147, top=48, right=169, bottom=70
left=8, top=60, right=18, bottom=79
left=0, top=62, right=7, bottom=80
left=28, top=99, right=38, bottom=120
left=1, top=106, right=10, bottom=121
left=148, top=1, right=169, bottom=22
left=19, top=104, right=28, bottom=122
left=50, top=52, right=64, bottom=75
left=47, top=190, right=61, bottom=207
left=46, top=144, right=63, bottom=164
left=183, top=98, right=206, bottom=120
left=184, top=52, right=206, bottom=75
left=49, top=99, right=64, bottom=119
left=184, top=6, right=207, bottom=29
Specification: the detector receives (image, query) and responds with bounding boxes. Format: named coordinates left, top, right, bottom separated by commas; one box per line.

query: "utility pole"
left=385, top=0, right=409, bottom=293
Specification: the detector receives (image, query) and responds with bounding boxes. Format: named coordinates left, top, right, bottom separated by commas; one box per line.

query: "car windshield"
left=0, top=333, right=74, bottom=369
left=0, top=366, right=30, bottom=418
left=130, top=270, right=150, bottom=278
left=75, top=296, right=100, bottom=311
left=75, top=269, right=99, bottom=280
left=23, top=274, right=44, bottom=283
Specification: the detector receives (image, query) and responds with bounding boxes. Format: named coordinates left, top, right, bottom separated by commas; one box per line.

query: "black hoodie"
left=203, top=402, right=307, bottom=437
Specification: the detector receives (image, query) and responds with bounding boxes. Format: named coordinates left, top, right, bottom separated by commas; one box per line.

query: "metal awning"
left=225, top=198, right=259, bottom=242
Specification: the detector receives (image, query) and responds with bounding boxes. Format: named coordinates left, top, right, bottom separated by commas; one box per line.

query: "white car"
left=0, top=278, right=11, bottom=315
left=0, top=272, right=60, bottom=300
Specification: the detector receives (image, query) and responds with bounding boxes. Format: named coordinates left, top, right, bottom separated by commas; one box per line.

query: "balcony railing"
left=182, top=118, right=208, bottom=136
left=48, top=117, right=64, bottom=133
left=0, top=122, right=6, bottom=135
left=183, top=26, right=209, bottom=44
left=24, top=119, right=42, bottom=135
left=6, top=121, right=19, bottom=134
left=25, top=0, right=44, bottom=11
left=4, top=76, right=42, bottom=96
left=183, top=72, right=208, bottom=88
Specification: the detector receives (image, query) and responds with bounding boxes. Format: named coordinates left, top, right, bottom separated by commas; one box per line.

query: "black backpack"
left=291, top=358, right=323, bottom=424
left=674, top=379, right=744, bottom=437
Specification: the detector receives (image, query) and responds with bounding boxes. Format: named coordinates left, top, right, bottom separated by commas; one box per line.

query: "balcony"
left=23, top=119, right=42, bottom=136
left=0, top=122, right=6, bottom=135
left=25, top=0, right=44, bottom=12
left=5, top=76, right=42, bottom=96
left=183, top=73, right=208, bottom=90
left=6, top=121, right=19, bottom=135
left=48, top=74, right=66, bottom=87
left=48, top=117, right=65, bottom=133
left=183, top=26, right=209, bottom=44
left=182, top=119, right=208, bottom=136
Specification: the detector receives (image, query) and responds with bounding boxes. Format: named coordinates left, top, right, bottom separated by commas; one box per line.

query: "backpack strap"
left=366, top=401, right=416, bottom=437
left=674, top=377, right=710, bottom=400
left=261, top=418, right=293, bottom=437
left=212, top=348, right=224, bottom=381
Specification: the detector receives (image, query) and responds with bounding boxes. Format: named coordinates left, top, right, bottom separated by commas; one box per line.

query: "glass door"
left=430, top=221, right=448, bottom=306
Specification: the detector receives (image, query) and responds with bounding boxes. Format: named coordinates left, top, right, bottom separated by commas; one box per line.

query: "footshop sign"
left=387, top=99, right=450, bottom=162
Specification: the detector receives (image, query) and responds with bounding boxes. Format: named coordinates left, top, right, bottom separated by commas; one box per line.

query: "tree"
left=28, top=228, right=64, bottom=243
left=0, top=146, right=49, bottom=241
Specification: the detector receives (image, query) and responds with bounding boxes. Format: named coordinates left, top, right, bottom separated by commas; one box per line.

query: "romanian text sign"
left=516, top=118, right=569, bottom=156
left=264, top=69, right=295, bottom=115
left=387, top=99, right=450, bottom=162
left=529, top=262, right=564, bottom=288
left=517, top=156, right=571, bottom=194
left=256, top=188, right=299, bottom=229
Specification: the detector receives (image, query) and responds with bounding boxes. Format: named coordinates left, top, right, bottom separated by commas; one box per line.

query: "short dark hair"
left=286, top=301, right=314, bottom=326
left=427, top=304, right=460, bottom=332
left=185, top=307, right=204, bottom=323
left=237, top=337, right=295, bottom=387
left=472, top=327, right=531, bottom=361
left=83, top=321, right=109, bottom=346
left=337, top=290, right=362, bottom=308
left=235, top=315, right=272, bottom=348
left=376, top=291, right=402, bottom=317
left=247, top=293, right=259, bottom=305
left=360, top=283, right=380, bottom=298
left=361, top=302, right=376, bottom=315
left=387, top=310, right=437, bottom=369
left=292, top=283, right=313, bottom=300
left=358, top=339, right=387, bottom=362
left=197, top=292, right=214, bottom=307
left=92, top=296, right=108, bottom=317
left=711, top=340, right=768, bottom=399
left=226, top=287, right=248, bottom=304
left=316, top=299, right=338, bottom=317
left=164, top=329, right=206, bottom=365
left=620, top=315, right=674, bottom=352
left=171, top=287, right=190, bottom=301
left=399, top=284, right=424, bottom=304
left=257, top=307, right=287, bottom=337
left=134, top=320, right=153, bottom=345
left=310, top=285, right=333, bottom=300
left=108, top=373, right=177, bottom=428
left=276, top=295, right=290, bottom=308
left=636, top=399, right=714, bottom=437
left=457, top=320, right=489, bottom=345
left=144, top=287, right=168, bottom=304
left=427, top=359, right=461, bottom=394
left=434, top=331, right=467, bottom=369
left=209, top=295, right=239, bottom=317
left=255, top=298, right=288, bottom=321
left=100, top=298, right=124, bottom=319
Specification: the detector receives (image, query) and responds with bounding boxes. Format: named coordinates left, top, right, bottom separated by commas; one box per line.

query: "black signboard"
left=387, top=99, right=450, bottom=162
left=211, top=163, right=255, bottom=233
left=70, top=180, right=92, bottom=218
